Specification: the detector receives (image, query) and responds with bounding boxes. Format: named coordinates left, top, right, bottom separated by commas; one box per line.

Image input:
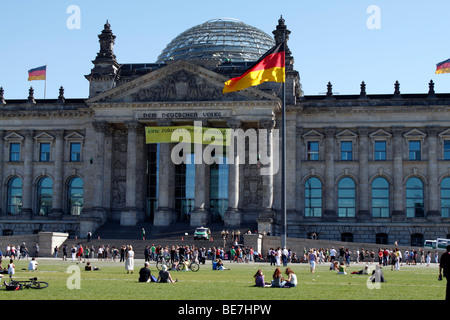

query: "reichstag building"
left=1, top=17, right=450, bottom=246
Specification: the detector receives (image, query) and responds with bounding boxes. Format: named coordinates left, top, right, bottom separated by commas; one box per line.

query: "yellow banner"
left=145, top=126, right=231, bottom=146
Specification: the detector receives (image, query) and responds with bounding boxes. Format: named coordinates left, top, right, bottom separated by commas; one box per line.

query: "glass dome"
left=156, top=18, right=275, bottom=63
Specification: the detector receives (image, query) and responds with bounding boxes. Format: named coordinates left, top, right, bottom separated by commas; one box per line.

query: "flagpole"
left=44, top=64, right=47, bottom=99
left=281, top=33, right=287, bottom=249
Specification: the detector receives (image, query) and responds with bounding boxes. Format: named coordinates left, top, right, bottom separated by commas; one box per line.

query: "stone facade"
left=0, top=19, right=449, bottom=246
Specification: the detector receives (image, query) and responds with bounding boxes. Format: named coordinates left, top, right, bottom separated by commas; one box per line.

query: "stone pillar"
left=295, top=127, right=303, bottom=219
left=323, top=127, right=336, bottom=221
left=191, top=143, right=209, bottom=226
left=50, top=129, right=64, bottom=218
left=224, top=119, right=241, bottom=227
left=20, top=130, right=34, bottom=217
left=0, top=130, right=4, bottom=215
left=426, top=126, right=441, bottom=222
left=154, top=121, right=174, bottom=226
left=391, top=126, right=405, bottom=221
left=92, top=122, right=107, bottom=217
left=121, top=121, right=139, bottom=226
left=357, top=127, right=370, bottom=221
left=256, top=119, right=276, bottom=233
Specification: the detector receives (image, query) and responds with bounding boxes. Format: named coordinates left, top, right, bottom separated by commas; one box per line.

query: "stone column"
left=0, top=130, right=4, bottom=215
left=260, top=119, right=276, bottom=212
left=426, top=126, right=441, bottom=221
left=154, top=120, right=174, bottom=226
left=357, top=127, right=370, bottom=221
left=92, top=122, right=107, bottom=215
left=191, top=142, right=209, bottom=226
left=391, top=126, right=405, bottom=221
left=121, top=121, right=139, bottom=226
left=295, top=127, right=303, bottom=218
left=20, top=130, right=34, bottom=217
left=323, top=127, right=336, bottom=221
left=224, top=119, right=241, bottom=227
left=50, top=129, right=64, bottom=218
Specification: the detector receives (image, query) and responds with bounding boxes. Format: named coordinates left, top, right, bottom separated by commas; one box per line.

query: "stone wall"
left=0, top=232, right=68, bottom=257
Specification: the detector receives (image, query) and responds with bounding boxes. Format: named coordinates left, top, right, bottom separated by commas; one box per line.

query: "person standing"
left=438, top=245, right=450, bottom=300
left=126, top=245, right=135, bottom=274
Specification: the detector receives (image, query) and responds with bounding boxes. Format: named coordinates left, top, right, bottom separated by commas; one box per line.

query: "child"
left=7, top=259, right=15, bottom=277
left=337, top=262, right=347, bottom=275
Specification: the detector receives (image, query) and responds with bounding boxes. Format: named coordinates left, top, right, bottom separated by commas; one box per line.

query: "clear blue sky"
left=1, top=0, right=449, bottom=99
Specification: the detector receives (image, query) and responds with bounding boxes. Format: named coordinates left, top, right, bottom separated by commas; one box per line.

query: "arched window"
left=441, top=177, right=450, bottom=218
left=338, top=177, right=356, bottom=217
left=37, top=177, right=53, bottom=215
left=375, top=233, right=389, bottom=245
left=411, top=233, right=424, bottom=247
left=68, top=177, right=84, bottom=215
left=7, top=177, right=22, bottom=215
left=304, top=177, right=322, bottom=217
left=372, top=177, right=390, bottom=218
left=406, top=177, right=424, bottom=218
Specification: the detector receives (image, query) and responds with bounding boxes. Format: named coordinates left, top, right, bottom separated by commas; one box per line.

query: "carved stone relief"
left=131, top=70, right=222, bottom=102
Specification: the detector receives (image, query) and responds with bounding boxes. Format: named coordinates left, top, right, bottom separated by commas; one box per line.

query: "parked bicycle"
left=2, top=277, right=49, bottom=290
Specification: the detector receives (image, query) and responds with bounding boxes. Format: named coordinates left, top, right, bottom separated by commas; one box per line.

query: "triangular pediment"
left=369, top=129, right=392, bottom=139
left=87, top=60, right=279, bottom=104
left=3, top=132, right=24, bottom=141
left=439, top=128, right=450, bottom=138
left=404, top=128, right=426, bottom=138
left=335, top=129, right=357, bottom=139
left=302, top=129, right=324, bottom=139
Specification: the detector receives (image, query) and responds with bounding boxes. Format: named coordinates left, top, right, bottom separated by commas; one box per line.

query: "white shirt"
left=28, top=260, right=38, bottom=270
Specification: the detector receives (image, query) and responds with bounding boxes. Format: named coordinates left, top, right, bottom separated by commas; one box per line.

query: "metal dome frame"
left=156, top=18, right=275, bottom=63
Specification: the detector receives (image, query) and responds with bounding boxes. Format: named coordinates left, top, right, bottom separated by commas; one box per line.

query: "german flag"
left=436, top=58, right=450, bottom=74
left=28, top=65, right=46, bottom=81
left=223, top=42, right=285, bottom=93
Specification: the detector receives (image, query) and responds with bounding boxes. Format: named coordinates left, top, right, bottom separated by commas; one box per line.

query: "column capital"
left=23, top=129, right=34, bottom=138
left=226, top=119, right=241, bottom=130
left=426, top=125, right=440, bottom=136
left=391, top=126, right=404, bottom=137
left=324, top=126, right=336, bottom=138
left=92, top=121, right=109, bottom=133
left=260, top=119, right=276, bottom=130
left=125, top=120, right=140, bottom=132
left=54, top=129, right=65, bottom=138
left=357, top=126, right=370, bottom=136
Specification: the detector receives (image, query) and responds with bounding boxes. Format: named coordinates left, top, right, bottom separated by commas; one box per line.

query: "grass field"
left=0, top=257, right=445, bottom=301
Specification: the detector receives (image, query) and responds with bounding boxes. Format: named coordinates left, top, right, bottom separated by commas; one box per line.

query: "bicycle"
left=177, top=256, right=199, bottom=272
left=155, top=254, right=172, bottom=271
left=3, top=277, right=49, bottom=290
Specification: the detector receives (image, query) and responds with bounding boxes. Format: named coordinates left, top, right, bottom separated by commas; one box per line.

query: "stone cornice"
left=0, top=109, right=94, bottom=118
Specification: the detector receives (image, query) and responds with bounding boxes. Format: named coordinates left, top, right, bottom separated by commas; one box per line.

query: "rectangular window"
left=70, top=142, right=81, bottom=162
left=374, top=141, right=386, bottom=161
left=340, top=141, right=352, bottom=161
left=409, top=140, right=421, bottom=160
left=307, top=141, right=319, bottom=161
left=444, top=140, right=450, bottom=160
left=40, top=143, right=51, bottom=162
left=9, top=143, right=20, bottom=162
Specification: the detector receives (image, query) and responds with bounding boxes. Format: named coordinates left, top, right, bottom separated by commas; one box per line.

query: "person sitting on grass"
left=85, top=261, right=100, bottom=271
left=271, top=267, right=286, bottom=288
left=158, top=265, right=177, bottom=283
left=217, top=259, right=228, bottom=270
left=138, top=262, right=152, bottom=282
left=284, top=268, right=297, bottom=287
left=337, top=262, right=347, bottom=275
left=28, top=257, right=38, bottom=271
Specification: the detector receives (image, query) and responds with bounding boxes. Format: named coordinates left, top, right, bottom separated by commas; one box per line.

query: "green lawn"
left=0, top=258, right=445, bottom=300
